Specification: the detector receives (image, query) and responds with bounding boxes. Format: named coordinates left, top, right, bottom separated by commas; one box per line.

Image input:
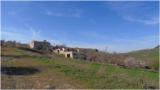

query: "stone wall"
left=30, top=40, right=51, bottom=51
left=53, top=48, right=85, bottom=59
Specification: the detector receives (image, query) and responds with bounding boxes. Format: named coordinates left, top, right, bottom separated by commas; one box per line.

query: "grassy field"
left=1, top=46, right=159, bottom=89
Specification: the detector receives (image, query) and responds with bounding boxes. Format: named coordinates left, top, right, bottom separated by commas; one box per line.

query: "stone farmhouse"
left=53, top=47, right=86, bottom=59
left=29, top=40, right=86, bottom=60
left=30, top=40, right=52, bottom=51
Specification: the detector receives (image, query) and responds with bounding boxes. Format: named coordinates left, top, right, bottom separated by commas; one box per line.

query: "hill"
left=1, top=45, right=159, bottom=89
left=126, top=47, right=159, bottom=70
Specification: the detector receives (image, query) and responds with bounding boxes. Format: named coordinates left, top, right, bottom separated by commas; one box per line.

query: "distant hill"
left=154, top=45, right=160, bottom=49
left=126, top=47, right=159, bottom=61
left=125, top=47, right=159, bottom=70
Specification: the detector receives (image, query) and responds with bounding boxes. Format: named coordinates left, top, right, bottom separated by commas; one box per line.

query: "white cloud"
left=44, top=9, right=81, bottom=18
left=1, top=27, right=61, bottom=45
left=124, top=16, right=159, bottom=25
left=7, top=8, right=24, bottom=16
left=1, top=30, right=31, bottom=43
left=108, top=2, right=159, bottom=25
left=8, top=11, right=17, bottom=15
left=78, top=31, right=109, bottom=41
left=29, top=27, right=41, bottom=40
left=45, top=10, right=63, bottom=17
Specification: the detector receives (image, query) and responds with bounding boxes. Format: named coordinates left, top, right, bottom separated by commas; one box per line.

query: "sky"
left=1, top=1, right=159, bottom=53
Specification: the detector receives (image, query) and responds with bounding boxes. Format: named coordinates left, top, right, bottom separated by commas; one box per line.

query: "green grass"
left=28, top=57, right=160, bottom=88
left=127, top=48, right=159, bottom=61
left=1, top=46, right=159, bottom=89
left=1, top=46, right=26, bottom=56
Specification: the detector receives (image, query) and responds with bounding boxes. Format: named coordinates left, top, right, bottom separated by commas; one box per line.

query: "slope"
left=1, top=46, right=159, bottom=89
left=126, top=47, right=159, bottom=70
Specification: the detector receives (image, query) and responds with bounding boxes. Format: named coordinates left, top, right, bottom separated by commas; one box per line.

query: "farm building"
left=30, top=40, right=52, bottom=51
left=54, top=47, right=86, bottom=59
left=29, top=40, right=86, bottom=59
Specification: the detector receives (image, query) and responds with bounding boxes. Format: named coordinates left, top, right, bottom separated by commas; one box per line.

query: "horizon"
left=1, top=1, right=159, bottom=53
left=1, top=39, right=159, bottom=53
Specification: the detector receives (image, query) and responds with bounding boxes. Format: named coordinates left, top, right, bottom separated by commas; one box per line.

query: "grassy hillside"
left=127, top=48, right=159, bottom=61
left=126, top=48, right=159, bottom=70
left=1, top=46, right=159, bottom=89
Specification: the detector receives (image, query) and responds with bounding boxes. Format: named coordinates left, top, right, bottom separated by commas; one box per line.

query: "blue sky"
left=1, top=1, right=159, bottom=52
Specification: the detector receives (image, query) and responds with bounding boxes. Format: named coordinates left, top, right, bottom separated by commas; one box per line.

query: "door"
left=67, top=54, right=70, bottom=58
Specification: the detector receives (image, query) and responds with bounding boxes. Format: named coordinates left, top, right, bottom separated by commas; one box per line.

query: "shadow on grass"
left=1, top=66, right=40, bottom=75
